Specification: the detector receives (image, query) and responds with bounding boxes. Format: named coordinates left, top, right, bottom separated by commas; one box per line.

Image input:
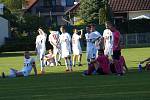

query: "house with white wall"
left=0, top=4, right=9, bottom=46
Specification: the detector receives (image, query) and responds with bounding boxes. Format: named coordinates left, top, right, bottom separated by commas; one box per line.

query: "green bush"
left=0, top=36, right=53, bottom=52
left=0, top=37, right=35, bottom=52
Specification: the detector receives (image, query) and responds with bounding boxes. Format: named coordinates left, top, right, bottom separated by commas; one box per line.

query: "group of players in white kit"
left=2, top=21, right=127, bottom=78
left=36, top=25, right=84, bottom=73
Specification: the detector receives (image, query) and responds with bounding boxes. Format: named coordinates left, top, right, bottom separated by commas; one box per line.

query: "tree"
left=0, top=0, right=25, bottom=12
left=78, top=0, right=113, bottom=25
left=18, top=14, right=46, bottom=34
left=99, top=0, right=113, bottom=25
left=78, top=0, right=104, bottom=24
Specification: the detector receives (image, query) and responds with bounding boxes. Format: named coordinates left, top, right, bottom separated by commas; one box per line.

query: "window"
left=61, top=0, right=66, bottom=6
left=66, top=0, right=75, bottom=6
left=43, top=0, right=50, bottom=6
left=52, top=0, right=56, bottom=6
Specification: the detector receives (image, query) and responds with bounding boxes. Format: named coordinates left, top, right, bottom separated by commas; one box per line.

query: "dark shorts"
left=112, top=50, right=121, bottom=60
left=110, top=63, right=116, bottom=73
left=96, top=67, right=109, bottom=75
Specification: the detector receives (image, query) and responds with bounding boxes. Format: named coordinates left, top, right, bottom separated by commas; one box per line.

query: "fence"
left=121, top=32, right=150, bottom=47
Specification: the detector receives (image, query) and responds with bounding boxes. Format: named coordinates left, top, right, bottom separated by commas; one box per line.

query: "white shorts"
left=22, top=70, right=29, bottom=77
left=61, top=51, right=71, bottom=58
left=104, top=47, right=113, bottom=56
left=9, top=69, right=17, bottom=77
left=21, top=69, right=30, bottom=77
left=37, top=49, right=45, bottom=59
left=73, top=48, right=82, bottom=55
left=53, top=47, right=61, bottom=55
left=87, top=47, right=97, bottom=60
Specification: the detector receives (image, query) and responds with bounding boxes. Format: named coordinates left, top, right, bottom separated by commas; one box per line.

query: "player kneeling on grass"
left=83, top=49, right=110, bottom=75
left=44, top=49, right=55, bottom=66
left=2, top=51, right=37, bottom=78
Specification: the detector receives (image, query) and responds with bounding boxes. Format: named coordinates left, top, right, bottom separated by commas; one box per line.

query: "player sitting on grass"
left=140, top=57, right=150, bottom=70
left=110, top=55, right=128, bottom=74
left=2, top=51, right=37, bottom=78
left=83, top=49, right=110, bottom=75
left=44, top=49, right=55, bottom=66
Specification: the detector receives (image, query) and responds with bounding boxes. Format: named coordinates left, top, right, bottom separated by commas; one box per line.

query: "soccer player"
left=43, top=49, right=55, bottom=66
left=96, top=49, right=110, bottom=75
left=85, top=24, right=102, bottom=64
left=119, top=56, right=128, bottom=73
left=85, top=25, right=92, bottom=63
left=103, top=22, right=114, bottom=57
left=72, top=28, right=83, bottom=67
left=83, top=49, right=110, bottom=75
left=106, top=21, right=123, bottom=75
left=59, top=26, right=72, bottom=71
left=48, top=28, right=61, bottom=66
left=36, top=27, right=47, bottom=74
left=2, top=51, right=37, bottom=78
left=140, top=57, right=150, bottom=70
left=90, top=24, right=103, bottom=52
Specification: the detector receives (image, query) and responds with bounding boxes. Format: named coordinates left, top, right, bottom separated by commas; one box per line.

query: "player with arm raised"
left=85, top=24, right=102, bottom=59
left=90, top=24, right=103, bottom=57
left=72, top=28, right=83, bottom=67
left=48, top=28, right=61, bottom=66
left=36, top=27, right=47, bottom=74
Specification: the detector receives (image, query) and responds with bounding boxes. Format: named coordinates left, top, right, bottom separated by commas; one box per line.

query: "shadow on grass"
left=131, top=60, right=140, bottom=63
left=30, top=68, right=146, bottom=78
left=0, top=51, right=36, bottom=57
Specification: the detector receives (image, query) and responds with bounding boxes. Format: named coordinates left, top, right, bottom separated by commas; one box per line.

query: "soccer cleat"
left=65, top=69, right=70, bottom=72
left=70, top=69, right=73, bottom=72
left=78, top=64, right=82, bottom=66
left=41, top=71, right=45, bottom=75
left=73, top=65, right=76, bottom=67
left=82, top=70, right=88, bottom=76
left=58, top=61, right=62, bottom=66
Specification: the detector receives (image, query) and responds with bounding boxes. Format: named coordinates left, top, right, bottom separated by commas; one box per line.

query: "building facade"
left=24, top=0, right=78, bottom=26
left=0, top=17, right=9, bottom=46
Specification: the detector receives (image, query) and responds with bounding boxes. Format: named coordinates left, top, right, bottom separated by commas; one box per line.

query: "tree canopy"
left=0, top=0, right=25, bottom=12
left=78, top=0, right=113, bottom=24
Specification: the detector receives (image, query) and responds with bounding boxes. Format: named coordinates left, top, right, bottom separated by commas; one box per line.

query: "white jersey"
left=103, top=29, right=114, bottom=56
left=103, top=29, right=114, bottom=48
left=85, top=33, right=94, bottom=49
left=49, top=31, right=61, bottom=49
left=60, top=32, right=71, bottom=58
left=72, top=33, right=82, bottom=55
left=85, top=32, right=98, bottom=59
left=85, top=32, right=101, bottom=49
left=91, top=31, right=102, bottom=49
left=22, top=57, right=35, bottom=76
left=36, top=34, right=47, bottom=55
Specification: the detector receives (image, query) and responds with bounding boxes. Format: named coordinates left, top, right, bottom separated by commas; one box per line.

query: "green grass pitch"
left=0, top=47, right=150, bottom=100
